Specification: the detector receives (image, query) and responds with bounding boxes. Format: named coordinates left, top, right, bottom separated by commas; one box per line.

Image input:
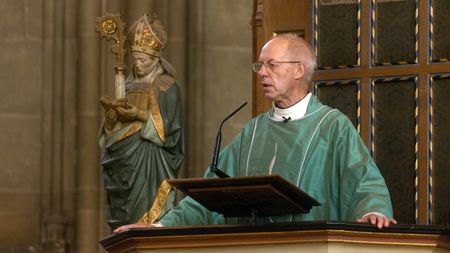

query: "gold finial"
left=96, top=13, right=127, bottom=72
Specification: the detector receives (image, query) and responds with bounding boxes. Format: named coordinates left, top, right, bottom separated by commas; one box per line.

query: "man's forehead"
left=259, top=41, right=286, bottom=60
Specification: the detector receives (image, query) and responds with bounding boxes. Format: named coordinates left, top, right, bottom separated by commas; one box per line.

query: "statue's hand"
left=112, top=98, right=129, bottom=108
left=116, top=105, right=147, bottom=122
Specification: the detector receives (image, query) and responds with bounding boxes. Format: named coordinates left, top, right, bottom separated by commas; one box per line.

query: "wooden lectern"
left=167, top=175, right=320, bottom=218
left=101, top=221, right=450, bottom=253
left=100, top=176, right=450, bottom=252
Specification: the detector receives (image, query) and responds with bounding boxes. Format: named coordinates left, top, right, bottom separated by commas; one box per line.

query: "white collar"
left=270, top=93, right=312, bottom=122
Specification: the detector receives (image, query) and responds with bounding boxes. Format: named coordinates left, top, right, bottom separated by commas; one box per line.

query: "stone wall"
left=0, top=0, right=45, bottom=251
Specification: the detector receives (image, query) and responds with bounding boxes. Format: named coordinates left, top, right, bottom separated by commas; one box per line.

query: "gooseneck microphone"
left=210, top=102, right=248, bottom=178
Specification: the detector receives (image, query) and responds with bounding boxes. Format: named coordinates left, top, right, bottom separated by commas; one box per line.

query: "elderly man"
left=114, top=33, right=396, bottom=232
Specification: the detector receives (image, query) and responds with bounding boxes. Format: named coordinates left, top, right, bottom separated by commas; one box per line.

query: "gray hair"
left=274, top=33, right=317, bottom=82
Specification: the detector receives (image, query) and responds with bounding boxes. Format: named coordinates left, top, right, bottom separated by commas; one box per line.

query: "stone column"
left=126, top=0, right=155, bottom=26
left=40, top=0, right=78, bottom=252
left=184, top=0, right=208, bottom=177
left=158, top=0, right=188, bottom=97
left=182, top=0, right=253, bottom=178
left=75, top=0, right=102, bottom=252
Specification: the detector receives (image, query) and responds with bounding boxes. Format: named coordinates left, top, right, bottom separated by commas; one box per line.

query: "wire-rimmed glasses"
left=252, top=60, right=301, bottom=73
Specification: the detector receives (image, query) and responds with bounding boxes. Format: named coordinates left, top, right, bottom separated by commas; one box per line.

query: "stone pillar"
left=40, top=0, right=78, bottom=252
left=182, top=0, right=253, bottom=178
left=126, top=0, right=155, bottom=27
left=75, top=0, right=102, bottom=252
left=159, top=0, right=188, bottom=98
left=184, top=0, right=208, bottom=177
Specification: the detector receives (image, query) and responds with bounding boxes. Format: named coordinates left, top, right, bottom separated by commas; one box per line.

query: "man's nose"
left=258, top=64, right=269, bottom=76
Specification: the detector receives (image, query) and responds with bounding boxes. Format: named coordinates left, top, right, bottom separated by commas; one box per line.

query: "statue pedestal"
left=101, top=221, right=450, bottom=253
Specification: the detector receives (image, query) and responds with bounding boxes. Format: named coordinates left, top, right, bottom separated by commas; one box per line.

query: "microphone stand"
left=210, top=102, right=248, bottom=178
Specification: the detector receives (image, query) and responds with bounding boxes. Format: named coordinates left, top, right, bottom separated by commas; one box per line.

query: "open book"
left=99, top=95, right=131, bottom=110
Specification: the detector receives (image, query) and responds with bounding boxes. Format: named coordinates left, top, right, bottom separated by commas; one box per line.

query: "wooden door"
left=252, top=0, right=450, bottom=225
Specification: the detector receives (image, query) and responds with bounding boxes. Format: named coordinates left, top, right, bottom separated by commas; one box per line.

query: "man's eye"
left=268, top=63, right=277, bottom=69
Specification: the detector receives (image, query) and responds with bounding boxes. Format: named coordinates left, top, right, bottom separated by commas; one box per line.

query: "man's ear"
left=294, top=63, right=305, bottom=80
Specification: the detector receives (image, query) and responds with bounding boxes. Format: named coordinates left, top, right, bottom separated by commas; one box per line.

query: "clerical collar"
left=270, top=93, right=312, bottom=122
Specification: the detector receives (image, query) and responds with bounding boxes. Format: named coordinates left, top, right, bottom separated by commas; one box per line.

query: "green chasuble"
left=160, top=95, right=393, bottom=226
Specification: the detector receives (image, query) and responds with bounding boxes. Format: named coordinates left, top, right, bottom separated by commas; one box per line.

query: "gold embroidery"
left=138, top=180, right=172, bottom=224
left=147, top=74, right=175, bottom=143
left=107, top=74, right=175, bottom=144
left=148, top=87, right=166, bottom=143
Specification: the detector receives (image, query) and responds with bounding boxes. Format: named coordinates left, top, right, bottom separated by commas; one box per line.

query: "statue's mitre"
left=128, top=14, right=166, bottom=57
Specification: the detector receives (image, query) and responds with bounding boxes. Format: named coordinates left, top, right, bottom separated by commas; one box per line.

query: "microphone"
left=210, top=102, right=248, bottom=178
left=282, top=116, right=291, bottom=123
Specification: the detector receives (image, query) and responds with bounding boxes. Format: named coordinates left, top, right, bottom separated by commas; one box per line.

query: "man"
left=99, top=14, right=184, bottom=230
left=114, top=33, right=396, bottom=233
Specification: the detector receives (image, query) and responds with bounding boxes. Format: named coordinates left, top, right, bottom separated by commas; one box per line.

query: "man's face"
left=132, top=52, right=159, bottom=77
left=257, top=39, right=299, bottom=106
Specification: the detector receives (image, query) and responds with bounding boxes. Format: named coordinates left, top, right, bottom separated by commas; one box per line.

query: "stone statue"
left=96, top=13, right=184, bottom=230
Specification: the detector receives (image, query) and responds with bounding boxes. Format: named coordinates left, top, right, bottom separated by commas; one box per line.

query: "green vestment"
left=99, top=74, right=184, bottom=230
left=159, top=95, right=393, bottom=226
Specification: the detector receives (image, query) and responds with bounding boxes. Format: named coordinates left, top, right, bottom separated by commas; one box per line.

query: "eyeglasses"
left=252, top=60, right=301, bottom=73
